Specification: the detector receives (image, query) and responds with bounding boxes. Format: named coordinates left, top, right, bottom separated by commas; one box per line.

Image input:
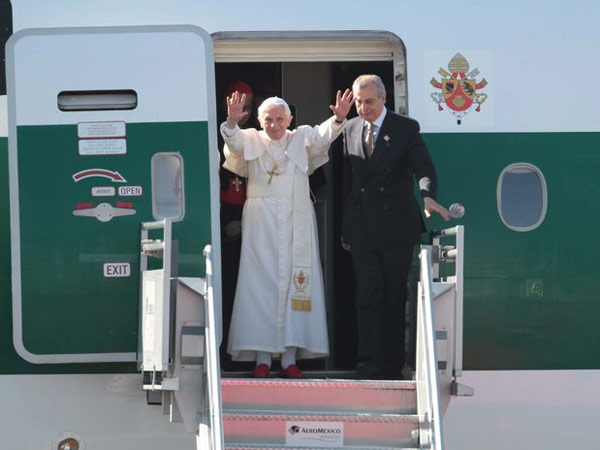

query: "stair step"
left=221, top=378, right=417, bottom=414
left=223, top=411, right=419, bottom=448
left=225, top=445, right=417, bottom=449
left=222, top=370, right=359, bottom=379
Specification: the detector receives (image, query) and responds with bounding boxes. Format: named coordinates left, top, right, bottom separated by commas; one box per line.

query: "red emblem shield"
left=442, top=79, right=476, bottom=112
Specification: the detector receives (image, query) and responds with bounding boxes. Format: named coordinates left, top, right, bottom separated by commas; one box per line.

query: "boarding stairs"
left=138, top=222, right=470, bottom=450
left=221, top=377, right=419, bottom=449
left=220, top=226, right=469, bottom=449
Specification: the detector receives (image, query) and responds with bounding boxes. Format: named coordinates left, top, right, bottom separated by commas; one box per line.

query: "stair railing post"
left=417, top=247, right=445, bottom=449
left=203, top=245, right=224, bottom=450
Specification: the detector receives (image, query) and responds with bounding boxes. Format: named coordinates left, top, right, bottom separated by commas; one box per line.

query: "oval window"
left=497, top=163, right=547, bottom=232
left=151, top=152, right=185, bottom=222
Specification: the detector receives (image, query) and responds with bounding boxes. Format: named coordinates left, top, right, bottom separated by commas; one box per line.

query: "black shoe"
left=356, top=361, right=385, bottom=380
left=384, top=363, right=412, bottom=380
left=384, top=369, right=406, bottom=380
left=381, top=359, right=408, bottom=380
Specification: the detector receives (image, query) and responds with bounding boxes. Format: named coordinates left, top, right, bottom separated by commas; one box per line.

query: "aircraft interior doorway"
left=213, top=32, right=406, bottom=372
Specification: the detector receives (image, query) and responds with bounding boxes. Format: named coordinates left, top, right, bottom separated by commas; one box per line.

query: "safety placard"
left=78, top=121, right=126, bottom=138
left=79, top=138, right=127, bottom=156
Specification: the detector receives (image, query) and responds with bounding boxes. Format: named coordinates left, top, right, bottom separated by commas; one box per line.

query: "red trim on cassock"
left=220, top=177, right=246, bottom=206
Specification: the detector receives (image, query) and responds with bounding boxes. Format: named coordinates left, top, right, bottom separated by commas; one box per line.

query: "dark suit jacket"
left=342, top=110, right=438, bottom=248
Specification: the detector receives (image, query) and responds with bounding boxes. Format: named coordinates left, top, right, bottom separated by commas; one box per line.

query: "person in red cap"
left=219, top=81, right=254, bottom=371
left=220, top=81, right=253, bottom=237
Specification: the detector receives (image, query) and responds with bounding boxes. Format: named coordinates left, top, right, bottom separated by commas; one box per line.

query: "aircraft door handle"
left=73, top=202, right=136, bottom=222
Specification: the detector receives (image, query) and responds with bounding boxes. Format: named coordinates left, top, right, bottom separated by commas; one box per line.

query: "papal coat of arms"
left=293, top=270, right=309, bottom=293
left=291, top=269, right=311, bottom=311
left=430, top=53, right=488, bottom=124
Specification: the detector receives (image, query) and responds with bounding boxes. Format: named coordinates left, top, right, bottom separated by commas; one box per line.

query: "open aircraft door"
left=6, top=26, right=220, bottom=364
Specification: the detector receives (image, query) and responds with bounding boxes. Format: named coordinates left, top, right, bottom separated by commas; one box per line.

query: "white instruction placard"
left=78, top=121, right=126, bottom=138
left=79, top=138, right=127, bottom=156
left=92, top=186, right=116, bottom=197
left=285, top=421, right=344, bottom=447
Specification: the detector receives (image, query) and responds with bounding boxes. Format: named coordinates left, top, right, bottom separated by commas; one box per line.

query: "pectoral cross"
left=267, top=162, right=279, bottom=184
left=232, top=176, right=242, bottom=192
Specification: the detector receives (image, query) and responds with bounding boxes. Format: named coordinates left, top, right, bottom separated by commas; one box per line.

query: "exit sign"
left=103, top=262, right=131, bottom=278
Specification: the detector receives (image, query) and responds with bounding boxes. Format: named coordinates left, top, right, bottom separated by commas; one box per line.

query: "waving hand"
left=226, top=91, right=249, bottom=127
left=329, top=89, right=355, bottom=122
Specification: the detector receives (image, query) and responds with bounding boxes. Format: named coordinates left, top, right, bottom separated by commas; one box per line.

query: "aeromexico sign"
left=285, top=421, right=344, bottom=447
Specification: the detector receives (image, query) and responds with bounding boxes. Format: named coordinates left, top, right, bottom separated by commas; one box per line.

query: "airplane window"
left=497, top=163, right=547, bottom=232
left=58, top=90, right=137, bottom=111
left=151, top=152, right=185, bottom=222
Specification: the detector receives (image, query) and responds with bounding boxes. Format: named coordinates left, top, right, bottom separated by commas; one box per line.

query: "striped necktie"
left=365, top=122, right=374, bottom=157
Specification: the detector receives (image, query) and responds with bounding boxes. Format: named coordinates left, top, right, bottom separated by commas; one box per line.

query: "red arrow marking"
left=72, top=169, right=127, bottom=183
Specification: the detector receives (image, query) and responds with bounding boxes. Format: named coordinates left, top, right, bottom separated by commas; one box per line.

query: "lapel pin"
left=383, top=135, right=390, bottom=142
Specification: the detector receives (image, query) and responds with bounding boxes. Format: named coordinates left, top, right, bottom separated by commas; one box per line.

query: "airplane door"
left=6, top=26, right=220, bottom=364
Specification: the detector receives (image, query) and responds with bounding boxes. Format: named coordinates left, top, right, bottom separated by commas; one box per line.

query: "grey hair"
left=352, top=74, right=386, bottom=97
left=258, top=96, right=292, bottom=119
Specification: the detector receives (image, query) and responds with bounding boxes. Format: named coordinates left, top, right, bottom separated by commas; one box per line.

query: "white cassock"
left=220, top=116, right=345, bottom=361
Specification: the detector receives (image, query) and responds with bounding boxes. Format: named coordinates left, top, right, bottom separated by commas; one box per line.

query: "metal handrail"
left=416, top=247, right=444, bottom=449
left=203, top=245, right=224, bottom=450
left=448, top=226, right=464, bottom=377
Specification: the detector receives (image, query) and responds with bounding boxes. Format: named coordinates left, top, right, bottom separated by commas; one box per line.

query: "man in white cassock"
left=220, top=89, right=354, bottom=378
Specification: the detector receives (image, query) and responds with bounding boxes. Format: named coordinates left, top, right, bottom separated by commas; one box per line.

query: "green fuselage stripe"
left=1, top=131, right=599, bottom=372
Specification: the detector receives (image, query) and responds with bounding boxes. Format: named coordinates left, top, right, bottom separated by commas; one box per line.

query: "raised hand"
left=329, top=88, right=355, bottom=121
left=226, top=91, right=249, bottom=127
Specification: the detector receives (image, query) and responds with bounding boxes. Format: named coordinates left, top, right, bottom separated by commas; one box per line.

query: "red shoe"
left=252, top=364, right=270, bottom=378
left=280, top=364, right=305, bottom=379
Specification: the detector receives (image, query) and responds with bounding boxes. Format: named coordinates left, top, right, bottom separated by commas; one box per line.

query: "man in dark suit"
left=342, top=74, right=450, bottom=379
